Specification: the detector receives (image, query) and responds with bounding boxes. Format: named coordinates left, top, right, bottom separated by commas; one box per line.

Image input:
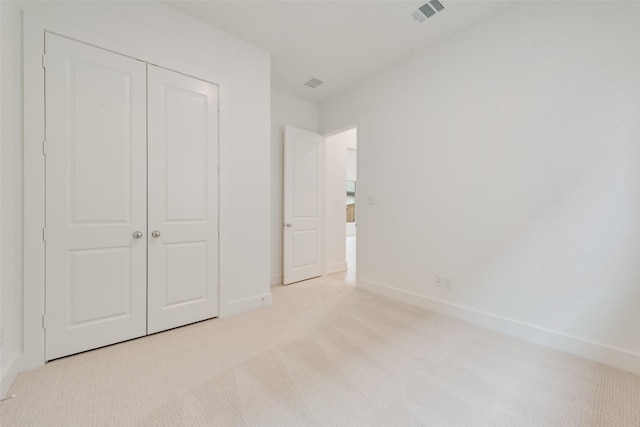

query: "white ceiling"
left=165, top=1, right=512, bottom=103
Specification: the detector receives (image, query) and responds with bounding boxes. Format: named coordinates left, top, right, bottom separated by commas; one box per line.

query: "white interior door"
left=283, top=125, right=324, bottom=285
left=147, top=65, right=219, bottom=334
left=45, top=34, right=147, bottom=360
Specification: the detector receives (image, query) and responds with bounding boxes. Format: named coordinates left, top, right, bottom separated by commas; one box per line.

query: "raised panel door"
left=45, top=33, right=147, bottom=360
left=146, top=65, right=219, bottom=334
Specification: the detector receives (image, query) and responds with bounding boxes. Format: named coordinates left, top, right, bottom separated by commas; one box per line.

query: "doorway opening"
left=324, top=126, right=357, bottom=285
left=345, top=136, right=357, bottom=284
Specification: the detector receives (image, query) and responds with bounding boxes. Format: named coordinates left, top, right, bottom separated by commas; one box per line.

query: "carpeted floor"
left=2, top=275, right=639, bottom=426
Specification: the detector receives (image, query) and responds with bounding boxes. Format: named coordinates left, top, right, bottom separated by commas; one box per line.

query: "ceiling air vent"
left=412, top=1, right=444, bottom=23
left=418, top=3, right=436, bottom=18
left=411, top=10, right=428, bottom=23
left=429, top=0, right=444, bottom=12
left=304, top=77, right=324, bottom=89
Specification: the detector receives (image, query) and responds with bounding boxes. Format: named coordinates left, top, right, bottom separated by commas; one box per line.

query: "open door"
left=283, top=125, right=324, bottom=285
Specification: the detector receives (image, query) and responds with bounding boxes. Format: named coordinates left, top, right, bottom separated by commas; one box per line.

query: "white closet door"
left=45, top=34, right=148, bottom=360
left=147, top=65, right=219, bottom=334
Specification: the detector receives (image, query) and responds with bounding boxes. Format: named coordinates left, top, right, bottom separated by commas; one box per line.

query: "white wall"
left=1, top=1, right=24, bottom=396
left=2, top=0, right=271, bottom=390
left=321, top=2, right=640, bottom=374
left=0, top=0, right=4, bottom=396
left=270, top=89, right=320, bottom=285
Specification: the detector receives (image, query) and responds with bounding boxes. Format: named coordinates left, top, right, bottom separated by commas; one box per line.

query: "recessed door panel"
left=292, top=230, right=318, bottom=268
left=164, top=241, right=208, bottom=307
left=70, top=60, right=133, bottom=224
left=147, top=64, right=219, bottom=334
left=293, top=140, right=319, bottom=218
left=69, top=247, right=132, bottom=326
left=165, top=86, right=208, bottom=222
left=45, top=33, right=147, bottom=361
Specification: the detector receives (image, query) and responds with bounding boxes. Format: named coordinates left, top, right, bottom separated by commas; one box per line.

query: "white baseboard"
left=220, top=293, right=273, bottom=317
left=270, top=275, right=282, bottom=287
left=358, top=278, right=640, bottom=376
left=1, top=353, right=22, bottom=398
left=325, top=262, right=347, bottom=275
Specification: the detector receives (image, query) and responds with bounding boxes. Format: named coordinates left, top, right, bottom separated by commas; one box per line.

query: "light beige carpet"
left=2, top=275, right=639, bottom=426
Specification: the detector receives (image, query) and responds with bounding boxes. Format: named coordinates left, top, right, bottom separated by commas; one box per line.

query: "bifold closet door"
left=146, top=65, right=219, bottom=334
left=45, top=34, right=148, bottom=360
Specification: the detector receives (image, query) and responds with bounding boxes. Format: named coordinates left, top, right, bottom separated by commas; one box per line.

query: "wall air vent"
left=304, top=77, right=324, bottom=89
left=412, top=1, right=444, bottom=23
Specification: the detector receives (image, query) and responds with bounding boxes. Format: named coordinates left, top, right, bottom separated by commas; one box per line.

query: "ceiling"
left=165, top=1, right=512, bottom=103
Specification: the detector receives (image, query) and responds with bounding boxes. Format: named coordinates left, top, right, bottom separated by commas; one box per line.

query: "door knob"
left=151, top=230, right=161, bottom=238
left=132, top=231, right=143, bottom=239
left=284, top=223, right=292, bottom=228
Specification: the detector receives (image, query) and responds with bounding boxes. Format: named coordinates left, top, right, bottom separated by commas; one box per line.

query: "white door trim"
left=23, top=11, right=226, bottom=370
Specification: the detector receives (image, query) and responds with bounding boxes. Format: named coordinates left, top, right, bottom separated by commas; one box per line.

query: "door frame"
left=23, top=11, right=226, bottom=370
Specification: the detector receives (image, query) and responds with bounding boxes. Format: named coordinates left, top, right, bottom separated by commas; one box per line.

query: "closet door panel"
left=147, top=65, right=219, bottom=334
left=45, top=33, right=147, bottom=360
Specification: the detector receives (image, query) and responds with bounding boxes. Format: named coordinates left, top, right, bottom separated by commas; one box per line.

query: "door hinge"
left=42, top=54, right=46, bottom=69
left=42, top=140, right=47, bottom=156
left=217, top=163, right=220, bottom=174
left=42, top=314, right=47, bottom=329
left=42, top=228, right=47, bottom=242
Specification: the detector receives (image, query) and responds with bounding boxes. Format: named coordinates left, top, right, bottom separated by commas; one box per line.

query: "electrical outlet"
left=435, top=274, right=451, bottom=290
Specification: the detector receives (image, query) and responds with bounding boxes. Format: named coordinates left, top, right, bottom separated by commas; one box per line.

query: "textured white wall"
left=2, top=0, right=271, bottom=387
left=0, top=0, right=4, bottom=396
left=321, top=2, right=640, bottom=372
left=270, top=89, right=320, bottom=285
left=1, top=1, right=24, bottom=396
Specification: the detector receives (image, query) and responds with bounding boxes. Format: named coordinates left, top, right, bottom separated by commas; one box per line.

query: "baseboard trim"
left=358, top=278, right=640, bottom=376
left=221, top=293, right=272, bottom=317
left=1, top=353, right=22, bottom=398
left=270, top=275, right=282, bottom=287
left=325, top=262, right=347, bottom=275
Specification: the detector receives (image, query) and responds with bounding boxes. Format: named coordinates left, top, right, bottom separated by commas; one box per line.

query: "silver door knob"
left=151, top=230, right=161, bottom=238
left=284, top=223, right=292, bottom=228
left=133, top=231, right=143, bottom=239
